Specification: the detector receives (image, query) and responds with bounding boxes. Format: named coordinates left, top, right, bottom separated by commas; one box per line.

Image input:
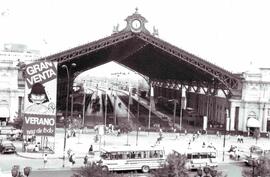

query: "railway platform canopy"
left=38, top=9, right=242, bottom=111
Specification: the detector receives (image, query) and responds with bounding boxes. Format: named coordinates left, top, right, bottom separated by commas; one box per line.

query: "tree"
left=242, top=156, right=270, bottom=177
left=72, top=162, right=124, bottom=177
left=12, top=115, right=23, bottom=129
left=151, top=153, right=189, bottom=177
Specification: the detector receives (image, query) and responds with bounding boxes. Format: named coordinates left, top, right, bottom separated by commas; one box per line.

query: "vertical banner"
left=150, top=84, right=156, bottom=111
left=203, top=116, right=208, bottom=131
left=23, top=61, right=58, bottom=136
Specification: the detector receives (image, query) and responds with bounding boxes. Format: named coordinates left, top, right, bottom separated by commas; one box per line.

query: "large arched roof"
left=40, top=11, right=242, bottom=98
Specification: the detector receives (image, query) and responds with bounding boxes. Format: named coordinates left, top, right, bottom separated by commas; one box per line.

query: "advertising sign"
left=23, top=61, right=57, bottom=136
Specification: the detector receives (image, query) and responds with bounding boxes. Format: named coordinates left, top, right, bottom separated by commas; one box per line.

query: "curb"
left=1, top=167, right=82, bottom=174
left=217, top=160, right=244, bottom=164
left=15, top=152, right=84, bottom=160
left=33, top=166, right=81, bottom=172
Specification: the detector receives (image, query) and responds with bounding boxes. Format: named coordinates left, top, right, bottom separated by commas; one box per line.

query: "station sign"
left=23, top=61, right=58, bottom=136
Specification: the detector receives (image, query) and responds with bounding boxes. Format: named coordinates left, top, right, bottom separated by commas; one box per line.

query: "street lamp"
left=136, top=127, right=141, bottom=146
left=222, top=108, right=229, bottom=162
left=61, top=63, right=76, bottom=168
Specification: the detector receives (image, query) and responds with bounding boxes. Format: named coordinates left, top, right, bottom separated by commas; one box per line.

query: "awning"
left=247, top=118, right=260, bottom=128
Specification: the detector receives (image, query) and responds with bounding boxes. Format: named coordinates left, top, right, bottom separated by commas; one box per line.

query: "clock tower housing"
left=123, top=8, right=150, bottom=34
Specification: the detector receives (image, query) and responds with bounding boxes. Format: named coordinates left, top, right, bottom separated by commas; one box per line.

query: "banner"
left=23, top=61, right=57, bottom=136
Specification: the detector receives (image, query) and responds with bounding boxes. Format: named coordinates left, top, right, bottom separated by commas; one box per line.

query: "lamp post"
left=136, top=127, right=141, bottom=146
left=148, top=82, right=152, bottom=133
left=222, top=108, right=229, bottom=162
left=61, top=63, right=76, bottom=168
left=82, top=80, right=86, bottom=127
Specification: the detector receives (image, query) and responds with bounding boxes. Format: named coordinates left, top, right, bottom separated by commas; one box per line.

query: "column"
left=229, top=106, right=235, bottom=131
left=262, top=104, right=267, bottom=132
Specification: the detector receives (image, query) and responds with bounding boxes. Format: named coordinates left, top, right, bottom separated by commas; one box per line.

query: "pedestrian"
left=159, top=129, right=163, bottom=138
left=23, top=140, right=27, bottom=152
left=237, top=135, right=240, bottom=143
left=43, top=153, right=48, bottom=168
left=216, top=131, right=220, bottom=137
left=89, top=145, right=93, bottom=154
left=192, top=134, right=196, bottom=141
left=174, top=129, right=178, bottom=139
left=67, top=148, right=72, bottom=158
left=69, top=153, right=76, bottom=166
left=184, top=129, right=187, bottom=135
left=83, top=154, right=88, bottom=166
left=34, top=144, right=39, bottom=152
left=202, top=142, right=206, bottom=148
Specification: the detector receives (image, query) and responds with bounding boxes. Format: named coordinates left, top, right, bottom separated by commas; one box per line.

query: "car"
left=0, top=140, right=16, bottom=154
left=0, top=126, right=16, bottom=134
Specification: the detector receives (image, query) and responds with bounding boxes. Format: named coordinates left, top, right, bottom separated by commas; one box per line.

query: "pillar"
left=229, top=106, right=235, bottom=131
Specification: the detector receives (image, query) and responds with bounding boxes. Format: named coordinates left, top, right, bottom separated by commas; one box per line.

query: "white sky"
left=1, top=0, right=270, bottom=73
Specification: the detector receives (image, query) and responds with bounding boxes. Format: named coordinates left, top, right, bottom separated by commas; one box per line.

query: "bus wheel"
left=101, top=166, right=108, bottom=172
left=141, top=165, right=150, bottom=173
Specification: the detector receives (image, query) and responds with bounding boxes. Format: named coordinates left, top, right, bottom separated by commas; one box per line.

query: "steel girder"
left=136, top=33, right=241, bottom=93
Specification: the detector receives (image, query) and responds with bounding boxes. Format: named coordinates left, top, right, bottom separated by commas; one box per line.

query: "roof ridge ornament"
left=152, top=26, right=159, bottom=37
left=122, top=8, right=150, bottom=34
left=135, top=7, right=139, bottom=14
left=112, top=24, right=119, bottom=34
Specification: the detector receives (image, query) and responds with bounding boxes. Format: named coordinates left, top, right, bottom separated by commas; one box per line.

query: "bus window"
left=192, top=153, right=200, bottom=159
left=200, top=153, right=208, bottom=159
left=131, top=152, right=135, bottom=159
left=209, top=152, right=216, bottom=158
left=153, top=151, right=158, bottom=158
left=187, top=154, right=192, bottom=159
left=118, top=153, right=123, bottom=159
left=127, top=153, right=131, bottom=159
left=101, top=153, right=110, bottom=160
left=159, top=151, right=163, bottom=158
left=137, top=152, right=142, bottom=158
left=111, top=152, right=119, bottom=160
left=122, top=152, right=128, bottom=159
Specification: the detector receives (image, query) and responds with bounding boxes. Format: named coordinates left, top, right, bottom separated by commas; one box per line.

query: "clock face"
left=131, top=19, right=141, bottom=30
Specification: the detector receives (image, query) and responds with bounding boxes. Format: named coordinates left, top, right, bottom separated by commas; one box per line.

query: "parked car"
left=0, top=127, right=22, bottom=141
left=0, top=140, right=16, bottom=154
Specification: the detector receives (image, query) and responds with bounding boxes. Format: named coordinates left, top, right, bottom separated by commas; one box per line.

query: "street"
left=0, top=128, right=268, bottom=176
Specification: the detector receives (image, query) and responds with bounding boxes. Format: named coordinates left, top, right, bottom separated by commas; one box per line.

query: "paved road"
left=1, top=128, right=269, bottom=176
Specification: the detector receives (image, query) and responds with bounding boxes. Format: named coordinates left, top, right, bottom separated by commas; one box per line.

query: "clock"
left=131, top=19, right=142, bottom=32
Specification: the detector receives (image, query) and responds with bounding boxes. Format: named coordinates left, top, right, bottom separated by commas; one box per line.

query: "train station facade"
left=1, top=11, right=270, bottom=135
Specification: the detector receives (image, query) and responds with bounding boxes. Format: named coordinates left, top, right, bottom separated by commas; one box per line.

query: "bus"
left=173, top=147, right=218, bottom=170
left=244, top=145, right=270, bottom=166
left=95, top=146, right=166, bottom=173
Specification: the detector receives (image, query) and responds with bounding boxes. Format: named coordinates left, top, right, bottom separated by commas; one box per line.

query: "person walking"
left=83, top=154, right=88, bottom=166
left=43, top=153, right=48, bottom=168
left=69, top=153, right=76, bottom=166
left=89, top=145, right=93, bottom=154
